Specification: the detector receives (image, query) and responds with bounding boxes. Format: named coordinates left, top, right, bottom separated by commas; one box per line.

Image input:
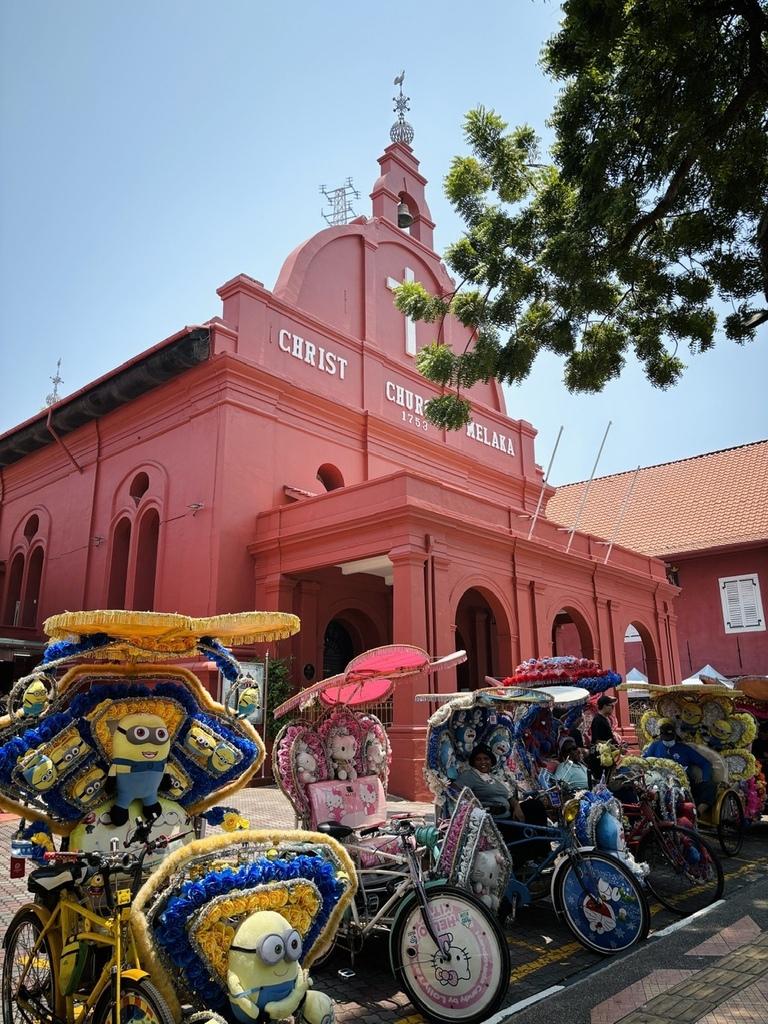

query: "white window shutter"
left=719, top=574, right=765, bottom=633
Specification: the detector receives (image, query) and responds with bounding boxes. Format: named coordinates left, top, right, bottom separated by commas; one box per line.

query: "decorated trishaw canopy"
left=733, top=675, right=768, bottom=702
left=527, top=684, right=591, bottom=708
left=618, top=682, right=744, bottom=699
left=0, top=608, right=297, bottom=835
left=43, top=608, right=300, bottom=661
left=274, top=644, right=467, bottom=718
left=500, top=655, right=622, bottom=695
left=424, top=686, right=554, bottom=727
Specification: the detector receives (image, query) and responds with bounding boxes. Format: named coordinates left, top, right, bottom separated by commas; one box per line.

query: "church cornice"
left=0, top=327, right=210, bottom=468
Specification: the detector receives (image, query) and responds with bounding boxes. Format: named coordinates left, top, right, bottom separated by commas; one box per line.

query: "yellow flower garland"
left=194, top=881, right=322, bottom=980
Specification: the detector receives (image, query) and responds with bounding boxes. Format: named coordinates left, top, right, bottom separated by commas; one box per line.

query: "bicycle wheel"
left=2, top=910, right=58, bottom=1024
left=716, top=790, right=744, bottom=857
left=92, top=977, right=176, bottom=1024
left=389, top=883, right=510, bottom=1024
left=552, top=852, right=650, bottom=956
left=638, top=824, right=724, bottom=914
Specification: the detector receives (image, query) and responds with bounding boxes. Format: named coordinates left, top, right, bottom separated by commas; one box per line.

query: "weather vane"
left=44, top=358, right=63, bottom=408
left=390, top=70, right=414, bottom=145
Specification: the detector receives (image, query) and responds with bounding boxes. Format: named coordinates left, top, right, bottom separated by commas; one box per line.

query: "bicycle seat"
left=316, top=820, right=355, bottom=840
left=28, top=863, right=77, bottom=896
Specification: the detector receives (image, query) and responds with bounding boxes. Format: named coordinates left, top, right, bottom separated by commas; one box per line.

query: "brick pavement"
left=1, top=792, right=767, bottom=1024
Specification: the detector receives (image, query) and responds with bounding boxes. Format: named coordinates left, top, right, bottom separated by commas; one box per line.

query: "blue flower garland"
left=41, top=633, right=114, bottom=663
left=0, top=680, right=259, bottom=821
left=154, top=853, right=345, bottom=1013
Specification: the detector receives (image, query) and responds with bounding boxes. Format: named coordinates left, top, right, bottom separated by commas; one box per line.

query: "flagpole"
left=527, top=426, right=563, bottom=541
left=565, top=421, right=612, bottom=553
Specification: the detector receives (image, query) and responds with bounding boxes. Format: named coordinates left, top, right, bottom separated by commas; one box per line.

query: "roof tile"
left=544, top=441, right=768, bottom=558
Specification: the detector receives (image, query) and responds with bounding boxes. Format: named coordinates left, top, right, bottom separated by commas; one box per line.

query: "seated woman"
left=552, top=736, right=590, bottom=793
left=456, top=743, right=549, bottom=866
left=456, top=743, right=549, bottom=825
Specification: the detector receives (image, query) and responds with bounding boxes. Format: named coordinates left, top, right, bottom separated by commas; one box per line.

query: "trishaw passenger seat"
left=316, top=821, right=354, bottom=840
left=687, top=743, right=727, bottom=784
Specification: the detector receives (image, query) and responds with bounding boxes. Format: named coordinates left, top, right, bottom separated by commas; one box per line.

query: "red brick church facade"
left=0, top=135, right=680, bottom=797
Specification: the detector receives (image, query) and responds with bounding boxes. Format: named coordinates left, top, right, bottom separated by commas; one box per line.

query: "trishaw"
left=421, top=657, right=651, bottom=957
left=0, top=609, right=357, bottom=1024
left=617, top=681, right=759, bottom=856
left=271, top=645, right=511, bottom=1024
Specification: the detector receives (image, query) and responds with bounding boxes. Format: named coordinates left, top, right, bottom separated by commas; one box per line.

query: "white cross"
left=387, top=267, right=416, bottom=356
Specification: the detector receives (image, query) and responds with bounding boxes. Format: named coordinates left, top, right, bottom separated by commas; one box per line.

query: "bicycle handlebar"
left=43, top=828, right=194, bottom=873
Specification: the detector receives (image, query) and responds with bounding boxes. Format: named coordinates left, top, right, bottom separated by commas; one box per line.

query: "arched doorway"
left=551, top=606, right=595, bottom=659
left=455, top=587, right=507, bottom=690
left=323, top=620, right=355, bottom=677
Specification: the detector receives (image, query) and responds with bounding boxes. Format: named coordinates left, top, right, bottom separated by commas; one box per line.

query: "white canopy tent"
left=681, top=663, right=733, bottom=687
left=625, top=667, right=649, bottom=699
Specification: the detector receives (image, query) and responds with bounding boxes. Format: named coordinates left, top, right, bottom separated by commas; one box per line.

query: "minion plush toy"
left=236, top=686, right=261, bottom=719
left=21, top=678, right=49, bottom=717
left=107, top=712, right=172, bottom=826
left=227, top=910, right=334, bottom=1023
left=707, top=718, right=732, bottom=751
left=679, top=703, right=703, bottom=738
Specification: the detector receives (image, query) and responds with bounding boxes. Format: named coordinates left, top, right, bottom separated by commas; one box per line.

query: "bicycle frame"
left=322, top=819, right=444, bottom=961
left=622, top=788, right=674, bottom=848
left=6, top=824, right=191, bottom=1024
left=12, top=879, right=148, bottom=1024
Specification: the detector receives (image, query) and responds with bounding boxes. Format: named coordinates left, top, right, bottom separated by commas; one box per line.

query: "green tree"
left=264, top=655, right=294, bottom=740
left=396, top=0, right=768, bottom=429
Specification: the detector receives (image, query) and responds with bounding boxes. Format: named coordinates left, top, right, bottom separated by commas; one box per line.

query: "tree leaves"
left=394, top=0, right=768, bottom=429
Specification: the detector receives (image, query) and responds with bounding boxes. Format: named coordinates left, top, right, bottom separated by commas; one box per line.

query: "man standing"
left=588, top=695, right=627, bottom=771
left=643, top=721, right=718, bottom=817
left=589, top=695, right=623, bottom=747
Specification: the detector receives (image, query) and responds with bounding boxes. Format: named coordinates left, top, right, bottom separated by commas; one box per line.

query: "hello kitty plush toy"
left=365, top=737, right=386, bottom=776
left=470, top=849, right=505, bottom=910
left=295, top=742, right=318, bottom=785
left=331, top=733, right=357, bottom=781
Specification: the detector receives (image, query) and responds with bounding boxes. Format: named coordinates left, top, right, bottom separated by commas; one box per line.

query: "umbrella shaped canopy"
left=274, top=644, right=467, bottom=718
left=42, top=609, right=301, bottom=662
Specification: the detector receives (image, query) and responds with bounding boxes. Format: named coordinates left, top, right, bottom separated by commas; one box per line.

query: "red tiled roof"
left=544, top=441, right=768, bottom=558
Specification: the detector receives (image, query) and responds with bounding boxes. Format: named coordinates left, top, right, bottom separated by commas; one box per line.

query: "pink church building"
left=0, top=116, right=680, bottom=798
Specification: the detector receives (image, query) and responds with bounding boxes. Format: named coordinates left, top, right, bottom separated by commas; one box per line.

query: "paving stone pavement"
left=1, top=790, right=767, bottom=1023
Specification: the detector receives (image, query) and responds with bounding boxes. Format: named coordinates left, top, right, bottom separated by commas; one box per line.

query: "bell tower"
left=370, top=73, right=435, bottom=250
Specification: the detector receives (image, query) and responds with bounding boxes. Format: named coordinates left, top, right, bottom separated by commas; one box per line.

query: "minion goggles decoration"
left=106, top=713, right=172, bottom=826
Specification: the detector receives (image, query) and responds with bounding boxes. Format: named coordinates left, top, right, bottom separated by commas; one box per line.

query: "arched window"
left=2, top=511, right=46, bottom=628
left=129, top=472, right=150, bottom=506
left=108, top=517, right=132, bottom=608
left=3, top=553, right=24, bottom=625
left=23, top=515, right=39, bottom=541
left=21, top=547, right=44, bottom=628
left=133, top=509, right=159, bottom=611
left=317, top=464, right=344, bottom=492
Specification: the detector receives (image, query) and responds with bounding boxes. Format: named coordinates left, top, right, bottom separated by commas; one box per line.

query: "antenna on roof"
left=565, top=421, right=612, bottom=553
left=44, top=358, right=63, bottom=408
left=320, top=178, right=360, bottom=226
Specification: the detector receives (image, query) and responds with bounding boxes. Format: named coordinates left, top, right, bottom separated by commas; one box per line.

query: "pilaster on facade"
left=388, top=543, right=429, bottom=649
left=296, top=581, right=321, bottom=685
left=256, top=572, right=297, bottom=619
left=425, top=537, right=452, bottom=659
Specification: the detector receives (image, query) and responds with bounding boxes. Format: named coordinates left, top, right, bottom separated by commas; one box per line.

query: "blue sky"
left=1, top=1, right=766, bottom=485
